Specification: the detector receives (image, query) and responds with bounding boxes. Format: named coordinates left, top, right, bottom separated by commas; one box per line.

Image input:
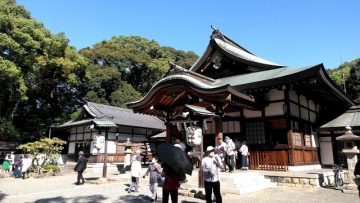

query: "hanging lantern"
left=186, top=125, right=202, bottom=146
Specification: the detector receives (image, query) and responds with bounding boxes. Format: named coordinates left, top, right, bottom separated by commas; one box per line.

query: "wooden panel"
left=249, top=150, right=289, bottom=171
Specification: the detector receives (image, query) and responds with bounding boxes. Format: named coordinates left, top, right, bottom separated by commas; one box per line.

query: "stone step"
left=181, top=170, right=275, bottom=195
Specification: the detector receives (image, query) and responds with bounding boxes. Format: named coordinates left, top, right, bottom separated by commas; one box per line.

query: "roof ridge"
left=210, top=27, right=253, bottom=55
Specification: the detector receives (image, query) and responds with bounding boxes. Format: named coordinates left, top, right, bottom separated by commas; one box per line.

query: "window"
left=304, top=134, right=311, bottom=147
left=246, top=121, right=265, bottom=144
left=292, top=132, right=302, bottom=146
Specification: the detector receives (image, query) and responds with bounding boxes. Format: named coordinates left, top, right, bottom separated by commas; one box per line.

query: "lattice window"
left=292, top=132, right=302, bottom=146
left=246, top=121, right=265, bottom=144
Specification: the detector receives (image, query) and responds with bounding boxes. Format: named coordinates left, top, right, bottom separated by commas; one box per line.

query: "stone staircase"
left=180, top=170, right=276, bottom=195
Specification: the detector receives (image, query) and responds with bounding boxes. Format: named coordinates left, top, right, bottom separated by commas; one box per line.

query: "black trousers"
left=77, top=171, right=84, bottom=184
left=204, top=180, right=222, bottom=203
left=162, top=188, right=178, bottom=203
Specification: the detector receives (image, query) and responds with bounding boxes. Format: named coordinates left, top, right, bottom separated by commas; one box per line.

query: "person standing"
left=175, top=138, right=186, bottom=151
left=224, top=136, right=236, bottom=172
left=215, top=138, right=227, bottom=172
left=74, top=151, right=87, bottom=185
left=161, top=163, right=180, bottom=203
left=128, top=155, right=142, bottom=193
left=13, top=155, right=23, bottom=178
left=239, top=141, right=249, bottom=171
left=2, top=154, right=11, bottom=173
left=143, top=157, right=162, bottom=202
left=202, top=146, right=223, bottom=203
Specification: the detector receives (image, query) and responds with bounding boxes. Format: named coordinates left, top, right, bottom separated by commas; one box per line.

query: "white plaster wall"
left=299, top=95, right=307, bottom=107
left=117, top=133, right=133, bottom=141
left=107, top=141, right=116, bottom=153
left=70, top=127, right=77, bottom=134
left=265, top=102, right=284, bottom=116
left=264, top=89, right=284, bottom=101
left=290, top=102, right=300, bottom=118
left=243, top=109, right=262, bottom=118
left=222, top=122, right=229, bottom=133
left=308, top=100, right=315, bottom=111
left=224, top=111, right=241, bottom=117
left=108, top=133, right=116, bottom=140
left=68, top=142, right=75, bottom=153
left=300, top=107, right=309, bottom=121
left=319, top=137, right=334, bottom=165
left=84, top=133, right=91, bottom=140
left=132, top=134, right=148, bottom=142
left=309, top=111, right=316, bottom=123
left=289, top=90, right=298, bottom=102
left=70, top=134, right=76, bottom=141
left=76, top=134, right=83, bottom=140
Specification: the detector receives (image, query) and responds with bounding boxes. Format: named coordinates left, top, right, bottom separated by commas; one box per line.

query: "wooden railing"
left=249, top=150, right=289, bottom=171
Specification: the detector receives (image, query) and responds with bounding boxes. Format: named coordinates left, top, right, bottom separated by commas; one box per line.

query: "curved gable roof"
left=190, top=29, right=284, bottom=73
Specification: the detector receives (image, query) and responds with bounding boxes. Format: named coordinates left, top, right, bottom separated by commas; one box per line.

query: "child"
left=143, top=157, right=162, bottom=202
left=128, top=155, right=142, bottom=193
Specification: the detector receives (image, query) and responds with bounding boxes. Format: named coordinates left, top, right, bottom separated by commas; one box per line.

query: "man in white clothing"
left=202, top=146, right=223, bottom=203
left=215, top=138, right=227, bottom=172
left=224, top=136, right=236, bottom=172
left=239, top=141, right=249, bottom=170
left=128, top=155, right=142, bottom=193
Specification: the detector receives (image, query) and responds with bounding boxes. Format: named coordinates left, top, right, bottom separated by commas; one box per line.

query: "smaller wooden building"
left=55, top=102, right=165, bottom=162
left=319, top=106, right=360, bottom=166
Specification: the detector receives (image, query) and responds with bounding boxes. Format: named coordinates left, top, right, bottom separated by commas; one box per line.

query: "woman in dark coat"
left=74, top=151, right=87, bottom=185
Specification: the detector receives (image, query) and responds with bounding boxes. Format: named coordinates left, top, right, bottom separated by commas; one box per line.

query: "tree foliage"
left=0, top=0, right=198, bottom=142
left=345, top=59, right=360, bottom=104
left=0, top=0, right=87, bottom=141
left=329, top=58, right=360, bottom=104
left=17, top=137, right=66, bottom=166
left=79, top=36, right=198, bottom=97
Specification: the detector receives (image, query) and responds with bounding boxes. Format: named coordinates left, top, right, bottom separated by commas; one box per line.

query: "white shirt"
left=239, top=144, right=248, bottom=156
left=201, top=155, right=223, bottom=182
left=225, top=140, right=235, bottom=156
left=130, top=160, right=142, bottom=177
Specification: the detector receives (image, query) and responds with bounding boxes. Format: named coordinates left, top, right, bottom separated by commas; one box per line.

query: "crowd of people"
left=122, top=136, right=249, bottom=203
left=1, top=152, right=32, bottom=179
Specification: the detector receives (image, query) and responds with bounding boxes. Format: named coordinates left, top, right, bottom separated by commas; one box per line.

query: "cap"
left=206, top=146, right=215, bottom=152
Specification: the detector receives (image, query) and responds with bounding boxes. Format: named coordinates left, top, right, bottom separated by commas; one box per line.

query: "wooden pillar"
left=165, top=122, right=172, bottom=144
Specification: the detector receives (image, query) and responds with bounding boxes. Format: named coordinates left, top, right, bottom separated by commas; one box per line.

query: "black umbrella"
left=157, top=143, right=193, bottom=177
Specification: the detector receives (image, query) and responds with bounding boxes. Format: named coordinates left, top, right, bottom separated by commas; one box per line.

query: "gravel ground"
left=0, top=169, right=359, bottom=203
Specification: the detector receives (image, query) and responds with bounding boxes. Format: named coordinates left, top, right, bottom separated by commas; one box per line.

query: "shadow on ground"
left=32, top=194, right=107, bottom=203
left=0, top=192, right=7, bottom=202
left=116, top=194, right=198, bottom=203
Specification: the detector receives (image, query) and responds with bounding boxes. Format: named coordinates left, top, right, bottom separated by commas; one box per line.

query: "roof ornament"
left=212, top=55, right=222, bottom=69
left=210, top=25, right=225, bottom=40
left=166, top=61, right=187, bottom=76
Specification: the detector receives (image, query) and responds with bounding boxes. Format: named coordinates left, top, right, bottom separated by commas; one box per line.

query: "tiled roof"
left=85, top=102, right=165, bottom=130
left=320, top=106, right=360, bottom=129
left=57, top=102, right=165, bottom=130
left=213, top=66, right=314, bottom=88
left=214, top=38, right=282, bottom=67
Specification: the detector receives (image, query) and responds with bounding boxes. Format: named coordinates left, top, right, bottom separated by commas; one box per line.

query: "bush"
left=42, top=164, right=58, bottom=171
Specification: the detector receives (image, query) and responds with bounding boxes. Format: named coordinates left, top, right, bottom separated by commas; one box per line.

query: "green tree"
left=17, top=137, right=66, bottom=167
left=79, top=36, right=198, bottom=99
left=0, top=0, right=87, bottom=141
left=345, top=59, right=360, bottom=104
left=329, top=62, right=352, bottom=92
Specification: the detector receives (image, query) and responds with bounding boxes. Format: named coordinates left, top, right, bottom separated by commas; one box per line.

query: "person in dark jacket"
left=74, top=151, right=87, bottom=185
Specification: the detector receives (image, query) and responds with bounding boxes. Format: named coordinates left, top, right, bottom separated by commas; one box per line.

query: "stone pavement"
left=0, top=166, right=359, bottom=203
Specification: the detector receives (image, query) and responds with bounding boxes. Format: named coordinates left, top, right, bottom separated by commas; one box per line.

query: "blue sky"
left=17, top=0, right=360, bottom=69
